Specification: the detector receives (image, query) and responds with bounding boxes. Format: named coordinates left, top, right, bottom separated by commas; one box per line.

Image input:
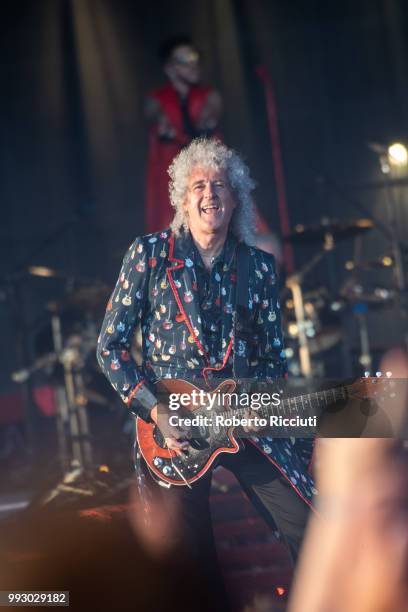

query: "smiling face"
left=183, top=167, right=236, bottom=236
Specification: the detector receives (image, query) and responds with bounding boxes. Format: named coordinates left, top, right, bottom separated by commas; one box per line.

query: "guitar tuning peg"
left=375, top=371, right=382, bottom=377
left=386, top=371, right=393, bottom=378
left=364, top=371, right=370, bottom=378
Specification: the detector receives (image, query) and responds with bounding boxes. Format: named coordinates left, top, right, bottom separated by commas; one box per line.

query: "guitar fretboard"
left=221, top=384, right=349, bottom=422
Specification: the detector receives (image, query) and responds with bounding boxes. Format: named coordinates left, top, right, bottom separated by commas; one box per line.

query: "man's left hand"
left=242, top=408, right=263, bottom=433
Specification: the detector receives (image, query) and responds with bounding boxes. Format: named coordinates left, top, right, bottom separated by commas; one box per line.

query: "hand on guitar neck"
left=242, top=408, right=263, bottom=433
left=151, top=402, right=190, bottom=455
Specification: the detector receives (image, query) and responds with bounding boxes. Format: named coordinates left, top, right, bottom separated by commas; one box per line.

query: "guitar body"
left=136, top=379, right=241, bottom=486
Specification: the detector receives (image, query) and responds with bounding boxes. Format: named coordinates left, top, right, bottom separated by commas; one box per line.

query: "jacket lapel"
left=166, top=232, right=208, bottom=364
left=217, top=241, right=237, bottom=365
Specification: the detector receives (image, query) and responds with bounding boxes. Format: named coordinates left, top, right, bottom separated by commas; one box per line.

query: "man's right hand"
left=150, top=403, right=189, bottom=456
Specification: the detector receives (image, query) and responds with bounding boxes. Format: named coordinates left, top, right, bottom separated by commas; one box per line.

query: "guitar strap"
left=233, top=242, right=254, bottom=380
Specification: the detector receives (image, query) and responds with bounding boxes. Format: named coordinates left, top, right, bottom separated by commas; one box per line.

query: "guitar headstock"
left=349, top=371, right=396, bottom=403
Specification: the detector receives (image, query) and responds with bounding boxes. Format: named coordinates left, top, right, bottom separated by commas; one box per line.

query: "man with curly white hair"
left=168, top=137, right=256, bottom=246
left=97, top=138, right=316, bottom=609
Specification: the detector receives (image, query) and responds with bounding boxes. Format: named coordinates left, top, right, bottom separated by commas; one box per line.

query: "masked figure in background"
left=145, top=36, right=283, bottom=266
left=145, top=36, right=222, bottom=233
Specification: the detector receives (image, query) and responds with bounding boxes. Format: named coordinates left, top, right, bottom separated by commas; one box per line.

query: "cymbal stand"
left=378, top=154, right=405, bottom=292
left=352, top=304, right=372, bottom=372
left=349, top=236, right=372, bottom=373
left=50, top=314, right=69, bottom=472
left=286, top=277, right=311, bottom=377
left=50, top=312, right=93, bottom=476
left=286, top=251, right=325, bottom=378
left=376, top=153, right=408, bottom=355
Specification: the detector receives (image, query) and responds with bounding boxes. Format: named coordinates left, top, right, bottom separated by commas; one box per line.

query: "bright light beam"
left=388, top=142, right=408, bottom=167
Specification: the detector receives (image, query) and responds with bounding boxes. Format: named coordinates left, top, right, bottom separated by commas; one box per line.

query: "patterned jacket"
left=97, top=229, right=317, bottom=510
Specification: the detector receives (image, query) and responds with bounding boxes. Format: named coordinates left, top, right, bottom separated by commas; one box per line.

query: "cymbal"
left=340, top=285, right=396, bottom=307
left=284, top=218, right=373, bottom=244
left=344, top=255, right=394, bottom=271
left=308, top=327, right=342, bottom=355
left=286, top=325, right=342, bottom=355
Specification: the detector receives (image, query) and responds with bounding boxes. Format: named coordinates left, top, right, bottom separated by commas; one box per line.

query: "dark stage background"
left=1, top=3, right=408, bottom=608
left=1, top=0, right=408, bottom=395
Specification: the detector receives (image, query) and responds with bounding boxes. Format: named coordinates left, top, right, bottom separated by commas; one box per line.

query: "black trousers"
left=144, top=441, right=310, bottom=611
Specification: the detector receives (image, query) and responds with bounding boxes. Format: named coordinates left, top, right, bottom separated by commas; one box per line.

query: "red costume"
left=145, top=83, right=216, bottom=233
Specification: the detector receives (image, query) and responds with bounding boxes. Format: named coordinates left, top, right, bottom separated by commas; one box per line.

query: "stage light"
left=276, top=587, right=286, bottom=596
left=355, top=218, right=373, bottom=228
left=374, top=287, right=390, bottom=299
left=28, top=265, right=56, bottom=278
left=388, top=142, right=408, bottom=166
left=99, top=465, right=110, bottom=473
left=381, top=256, right=393, bottom=267
left=288, top=323, right=298, bottom=336
left=75, top=394, right=87, bottom=406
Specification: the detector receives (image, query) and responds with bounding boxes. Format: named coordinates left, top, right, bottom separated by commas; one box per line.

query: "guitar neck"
left=279, top=385, right=348, bottom=417
left=230, top=384, right=349, bottom=420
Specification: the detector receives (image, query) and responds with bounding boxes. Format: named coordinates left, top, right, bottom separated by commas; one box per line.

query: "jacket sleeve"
left=96, top=236, right=157, bottom=421
left=253, top=253, right=288, bottom=380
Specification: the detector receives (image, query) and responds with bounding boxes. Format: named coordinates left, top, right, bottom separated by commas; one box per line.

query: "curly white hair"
left=168, top=138, right=257, bottom=245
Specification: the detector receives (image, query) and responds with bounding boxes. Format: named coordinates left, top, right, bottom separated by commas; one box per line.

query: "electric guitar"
left=136, top=376, right=395, bottom=486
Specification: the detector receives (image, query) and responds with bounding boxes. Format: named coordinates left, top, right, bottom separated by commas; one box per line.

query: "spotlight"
left=28, top=265, right=56, bottom=278
left=288, top=323, right=298, bottom=336
left=388, top=142, right=408, bottom=167
left=381, top=256, right=393, bottom=267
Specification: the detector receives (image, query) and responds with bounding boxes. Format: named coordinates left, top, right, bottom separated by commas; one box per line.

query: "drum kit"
left=7, top=261, right=154, bottom=512
left=10, top=273, right=137, bottom=501
left=281, top=216, right=404, bottom=377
